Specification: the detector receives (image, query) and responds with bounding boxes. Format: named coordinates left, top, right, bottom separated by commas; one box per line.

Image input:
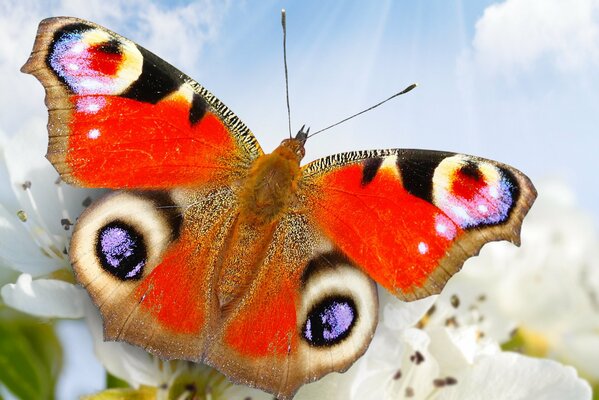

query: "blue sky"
left=1, top=0, right=598, bottom=397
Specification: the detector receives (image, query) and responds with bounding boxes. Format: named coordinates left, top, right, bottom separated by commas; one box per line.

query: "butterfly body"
left=238, top=136, right=305, bottom=225
left=22, top=17, right=537, bottom=399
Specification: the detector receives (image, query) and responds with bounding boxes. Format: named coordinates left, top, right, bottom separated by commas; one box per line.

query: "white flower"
left=0, top=126, right=101, bottom=318
left=351, top=323, right=591, bottom=400
left=426, top=180, right=599, bottom=384
left=322, top=286, right=593, bottom=400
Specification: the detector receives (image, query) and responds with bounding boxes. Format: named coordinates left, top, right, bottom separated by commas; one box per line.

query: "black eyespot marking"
left=121, top=46, right=179, bottom=104
left=96, top=221, right=146, bottom=280
left=398, top=151, right=451, bottom=202
left=458, top=161, right=482, bottom=181
left=96, top=39, right=121, bottom=55
left=300, top=252, right=349, bottom=286
left=189, top=92, right=208, bottom=125
left=51, top=22, right=93, bottom=41
left=361, top=157, right=383, bottom=186
left=303, top=296, right=357, bottom=347
left=498, top=167, right=521, bottom=217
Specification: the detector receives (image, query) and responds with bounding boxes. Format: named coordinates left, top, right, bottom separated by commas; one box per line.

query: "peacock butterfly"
left=21, top=17, right=536, bottom=399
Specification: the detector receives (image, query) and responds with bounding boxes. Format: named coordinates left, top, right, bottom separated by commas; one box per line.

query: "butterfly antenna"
left=282, top=9, right=292, bottom=138
left=307, top=83, right=418, bottom=139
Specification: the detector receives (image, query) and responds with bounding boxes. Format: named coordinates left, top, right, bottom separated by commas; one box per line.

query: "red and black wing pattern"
left=21, top=17, right=259, bottom=363
left=300, top=149, right=536, bottom=301
left=21, top=17, right=261, bottom=189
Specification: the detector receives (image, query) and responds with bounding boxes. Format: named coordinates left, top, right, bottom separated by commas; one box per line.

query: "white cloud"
left=471, top=0, right=599, bottom=74
left=55, top=0, right=229, bottom=72
left=138, top=1, right=228, bottom=72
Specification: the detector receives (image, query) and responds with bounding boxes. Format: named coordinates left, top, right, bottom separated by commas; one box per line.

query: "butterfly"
left=22, top=17, right=536, bottom=399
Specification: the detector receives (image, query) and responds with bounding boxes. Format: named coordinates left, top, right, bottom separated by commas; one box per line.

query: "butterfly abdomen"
left=238, top=138, right=304, bottom=225
left=212, top=139, right=306, bottom=305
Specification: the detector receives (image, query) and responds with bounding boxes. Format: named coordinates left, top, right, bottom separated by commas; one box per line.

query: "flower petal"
left=352, top=328, right=440, bottom=400
left=0, top=262, right=18, bottom=287
left=2, top=125, right=103, bottom=240
left=439, top=353, right=592, bottom=400
left=559, top=332, right=599, bottom=382
left=84, top=300, right=158, bottom=388
left=224, top=386, right=272, bottom=400
left=296, top=362, right=359, bottom=399
left=0, top=204, right=65, bottom=276
left=1, top=273, right=85, bottom=318
left=380, top=289, right=436, bottom=332
left=429, top=326, right=499, bottom=372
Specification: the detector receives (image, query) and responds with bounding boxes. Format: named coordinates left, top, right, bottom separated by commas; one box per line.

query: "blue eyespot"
left=96, top=221, right=146, bottom=280
left=303, top=296, right=357, bottom=347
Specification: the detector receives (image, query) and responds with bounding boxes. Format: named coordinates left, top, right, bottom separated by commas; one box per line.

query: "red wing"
left=21, top=17, right=261, bottom=189
left=300, top=149, right=537, bottom=301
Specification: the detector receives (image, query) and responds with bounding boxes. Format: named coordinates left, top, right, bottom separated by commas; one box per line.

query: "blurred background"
left=0, top=0, right=597, bottom=398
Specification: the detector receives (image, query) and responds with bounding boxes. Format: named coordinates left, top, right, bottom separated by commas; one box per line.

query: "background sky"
left=1, top=0, right=598, bottom=397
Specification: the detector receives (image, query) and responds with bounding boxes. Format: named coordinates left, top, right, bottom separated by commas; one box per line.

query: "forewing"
left=300, top=149, right=536, bottom=301
left=21, top=17, right=262, bottom=189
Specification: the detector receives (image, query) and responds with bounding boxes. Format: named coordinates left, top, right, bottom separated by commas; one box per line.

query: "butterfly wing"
left=21, top=18, right=257, bottom=359
left=205, top=214, right=379, bottom=399
left=299, top=149, right=537, bottom=300
left=21, top=17, right=262, bottom=189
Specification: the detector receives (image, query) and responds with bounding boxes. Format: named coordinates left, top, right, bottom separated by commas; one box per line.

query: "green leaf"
left=0, top=309, right=62, bottom=400
left=106, top=372, right=130, bottom=389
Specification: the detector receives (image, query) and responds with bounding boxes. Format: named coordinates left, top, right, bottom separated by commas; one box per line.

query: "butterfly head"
left=278, top=125, right=309, bottom=162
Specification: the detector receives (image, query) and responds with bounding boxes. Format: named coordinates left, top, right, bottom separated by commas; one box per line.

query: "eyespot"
left=296, top=254, right=378, bottom=374
left=70, top=191, right=180, bottom=285
left=96, top=220, right=147, bottom=280
left=303, top=295, right=357, bottom=347
left=48, top=24, right=143, bottom=95
left=432, top=154, right=517, bottom=228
